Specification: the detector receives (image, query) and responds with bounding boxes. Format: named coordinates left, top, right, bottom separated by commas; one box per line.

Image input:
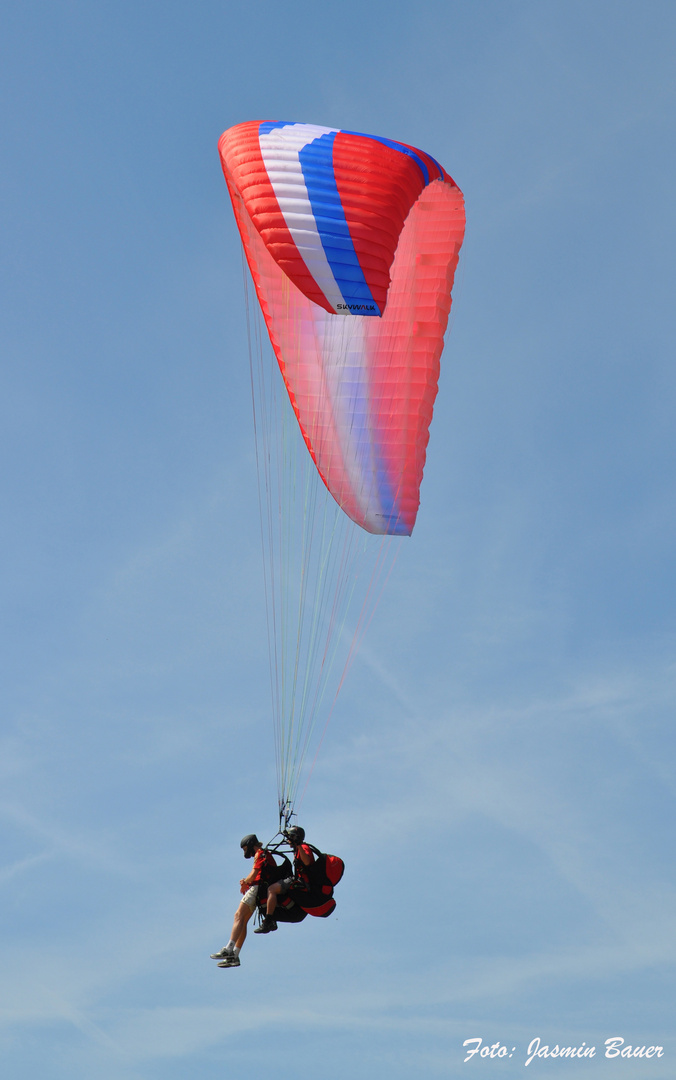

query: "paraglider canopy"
left=219, top=120, right=465, bottom=537
left=219, top=120, right=455, bottom=319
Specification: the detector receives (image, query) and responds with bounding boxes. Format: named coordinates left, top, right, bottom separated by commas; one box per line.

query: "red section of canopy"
left=331, top=131, right=426, bottom=316
left=218, top=122, right=332, bottom=312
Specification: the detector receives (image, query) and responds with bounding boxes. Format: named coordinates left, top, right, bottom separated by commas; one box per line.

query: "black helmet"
left=240, top=834, right=260, bottom=858
left=285, top=825, right=305, bottom=846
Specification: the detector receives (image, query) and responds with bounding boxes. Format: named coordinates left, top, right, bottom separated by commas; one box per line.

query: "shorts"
left=241, top=885, right=259, bottom=911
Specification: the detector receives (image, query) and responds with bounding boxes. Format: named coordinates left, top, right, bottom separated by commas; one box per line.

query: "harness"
left=254, top=830, right=345, bottom=921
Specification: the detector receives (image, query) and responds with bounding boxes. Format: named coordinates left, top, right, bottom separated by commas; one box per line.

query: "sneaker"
left=218, top=956, right=240, bottom=967
left=254, top=916, right=278, bottom=934
left=210, top=946, right=233, bottom=960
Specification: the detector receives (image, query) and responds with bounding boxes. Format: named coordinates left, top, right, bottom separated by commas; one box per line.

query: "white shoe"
left=218, top=956, right=240, bottom=968
left=210, top=946, right=233, bottom=960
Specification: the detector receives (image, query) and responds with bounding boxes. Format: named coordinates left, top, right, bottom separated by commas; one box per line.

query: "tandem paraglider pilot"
left=258, top=824, right=314, bottom=934
left=210, top=834, right=276, bottom=969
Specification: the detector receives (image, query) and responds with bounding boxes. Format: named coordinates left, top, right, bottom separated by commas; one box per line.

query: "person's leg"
left=211, top=888, right=258, bottom=963
left=256, top=875, right=292, bottom=932
left=266, top=880, right=282, bottom=916
left=231, top=900, right=253, bottom=948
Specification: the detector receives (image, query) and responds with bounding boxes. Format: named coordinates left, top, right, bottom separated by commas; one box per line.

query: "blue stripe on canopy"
left=298, top=132, right=380, bottom=315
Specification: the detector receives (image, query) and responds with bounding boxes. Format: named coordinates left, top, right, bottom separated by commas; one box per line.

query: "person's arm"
left=240, top=850, right=264, bottom=891
left=297, top=844, right=314, bottom=867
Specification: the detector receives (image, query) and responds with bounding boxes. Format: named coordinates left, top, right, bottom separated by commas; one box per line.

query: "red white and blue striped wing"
left=219, top=121, right=465, bottom=535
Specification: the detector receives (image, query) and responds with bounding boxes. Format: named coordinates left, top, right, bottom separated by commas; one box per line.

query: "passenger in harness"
left=255, top=824, right=315, bottom=934
left=209, top=834, right=278, bottom=968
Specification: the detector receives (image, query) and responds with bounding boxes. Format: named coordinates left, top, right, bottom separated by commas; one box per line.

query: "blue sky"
left=1, top=2, right=675, bottom=1077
